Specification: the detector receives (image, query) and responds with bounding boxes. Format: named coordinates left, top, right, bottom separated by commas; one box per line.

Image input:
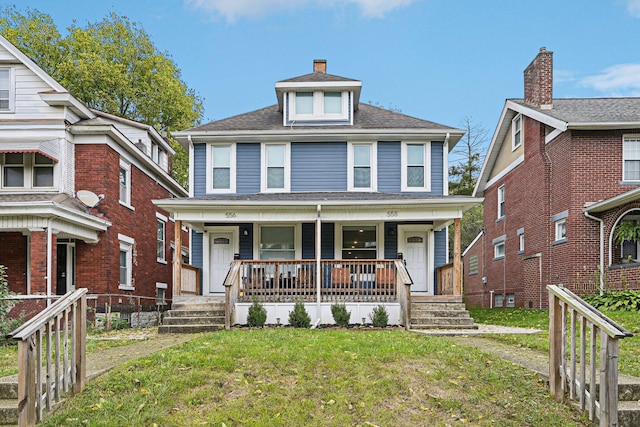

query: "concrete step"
left=0, top=398, right=17, bottom=426
left=0, top=380, right=17, bottom=400
left=162, top=316, right=225, bottom=326
left=164, top=310, right=224, bottom=318
left=411, top=323, right=478, bottom=330
left=171, top=302, right=225, bottom=311
left=616, top=400, right=640, bottom=427
left=411, top=302, right=468, bottom=311
left=158, top=324, right=224, bottom=334
left=411, top=310, right=473, bottom=318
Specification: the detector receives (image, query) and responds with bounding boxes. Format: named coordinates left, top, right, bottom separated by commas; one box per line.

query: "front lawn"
left=40, top=329, right=588, bottom=426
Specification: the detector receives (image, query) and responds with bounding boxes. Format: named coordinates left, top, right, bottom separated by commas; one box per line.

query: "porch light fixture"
left=387, top=227, right=396, bottom=237
left=243, top=228, right=249, bottom=236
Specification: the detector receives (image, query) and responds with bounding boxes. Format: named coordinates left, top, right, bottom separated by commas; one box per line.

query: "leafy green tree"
left=0, top=8, right=203, bottom=188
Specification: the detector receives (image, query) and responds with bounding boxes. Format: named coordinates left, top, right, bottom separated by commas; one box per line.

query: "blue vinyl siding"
left=433, top=228, right=447, bottom=292
left=193, top=144, right=207, bottom=197
left=430, top=142, right=444, bottom=195
left=191, top=230, right=204, bottom=291
left=237, top=143, right=260, bottom=194
left=384, top=222, right=398, bottom=259
left=378, top=142, right=401, bottom=193
left=291, top=143, right=347, bottom=192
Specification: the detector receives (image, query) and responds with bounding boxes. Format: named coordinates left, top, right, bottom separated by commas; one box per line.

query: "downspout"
left=315, top=204, right=322, bottom=325
left=584, top=211, right=605, bottom=295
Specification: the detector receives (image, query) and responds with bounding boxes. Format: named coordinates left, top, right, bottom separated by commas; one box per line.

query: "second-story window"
left=401, top=142, right=430, bottom=192
left=348, top=143, right=376, bottom=191
left=1, top=153, right=56, bottom=189
left=156, top=213, right=167, bottom=263
left=497, top=185, right=505, bottom=219
left=261, top=143, right=290, bottom=192
left=623, top=136, right=640, bottom=181
left=119, top=160, right=132, bottom=207
left=207, top=143, right=236, bottom=194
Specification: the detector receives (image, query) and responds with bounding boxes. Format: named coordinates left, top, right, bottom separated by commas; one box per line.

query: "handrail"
left=394, top=260, right=412, bottom=329
left=8, top=288, right=87, bottom=426
left=224, top=260, right=243, bottom=329
left=548, top=284, right=633, bottom=426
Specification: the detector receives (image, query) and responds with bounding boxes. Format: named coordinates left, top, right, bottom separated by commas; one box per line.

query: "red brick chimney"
left=313, top=59, right=326, bottom=73
left=524, top=47, right=553, bottom=109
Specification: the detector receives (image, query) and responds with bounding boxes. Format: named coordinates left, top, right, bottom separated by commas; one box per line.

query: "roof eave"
left=584, top=187, right=640, bottom=214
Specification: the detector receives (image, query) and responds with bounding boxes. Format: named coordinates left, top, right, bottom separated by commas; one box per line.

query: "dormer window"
left=0, top=68, right=14, bottom=112
left=289, top=90, right=349, bottom=123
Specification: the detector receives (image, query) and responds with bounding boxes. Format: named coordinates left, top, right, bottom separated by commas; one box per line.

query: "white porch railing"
left=548, top=285, right=633, bottom=426
left=7, top=288, right=87, bottom=426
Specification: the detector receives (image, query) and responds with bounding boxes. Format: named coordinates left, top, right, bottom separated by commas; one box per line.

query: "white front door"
left=208, top=232, right=235, bottom=294
left=402, top=230, right=430, bottom=294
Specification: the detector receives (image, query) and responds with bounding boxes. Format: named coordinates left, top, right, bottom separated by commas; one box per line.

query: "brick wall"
left=75, top=144, right=182, bottom=300
left=0, top=232, right=27, bottom=293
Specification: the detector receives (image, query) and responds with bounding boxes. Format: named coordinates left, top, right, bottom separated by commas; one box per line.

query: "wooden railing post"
left=74, top=294, right=86, bottom=394
left=599, top=333, right=619, bottom=427
left=453, top=218, right=462, bottom=296
left=17, top=337, right=36, bottom=427
left=173, top=220, right=183, bottom=298
left=548, top=290, right=563, bottom=400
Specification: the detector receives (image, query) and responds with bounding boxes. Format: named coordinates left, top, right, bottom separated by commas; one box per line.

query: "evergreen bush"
left=247, top=297, right=267, bottom=327
left=288, top=300, right=311, bottom=328
left=369, top=305, right=389, bottom=328
left=331, top=303, right=351, bottom=327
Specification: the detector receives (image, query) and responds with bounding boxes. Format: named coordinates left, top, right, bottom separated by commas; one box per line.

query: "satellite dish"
left=77, top=190, right=101, bottom=208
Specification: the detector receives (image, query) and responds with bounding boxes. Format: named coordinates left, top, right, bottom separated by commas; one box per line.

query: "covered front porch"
left=157, top=192, right=475, bottom=326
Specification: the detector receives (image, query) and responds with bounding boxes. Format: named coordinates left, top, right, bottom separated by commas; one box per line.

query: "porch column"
left=28, top=228, right=55, bottom=296
left=315, top=205, right=322, bottom=307
left=173, top=220, right=183, bottom=298
left=453, top=218, right=462, bottom=296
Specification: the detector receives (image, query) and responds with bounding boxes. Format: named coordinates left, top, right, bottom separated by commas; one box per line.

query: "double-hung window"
left=260, top=225, right=295, bottom=260
left=3, top=153, right=24, bottom=187
left=401, top=142, right=430, bottom=191
left=156, top=213, right=167, bottom=263
left=497, top=185, right=505, bottom=219
left=512, top=114, right=522, bottom=150
left=0, top=68, right=13, bottom=112
left=342, top=226, right=377, bottom=259
left=493, top=235, right=506, bottom=260
left=348, top=143, right=376, bottom=191
left=623, top=136, right=640, bottom=181
left=207, top=144, right=236, bottom=193
left=552, top=210, right=568, bottom=244
left=119, top=160, right=132, bottom=207
left=118, top=234, right=134, bottom=290
left=261, top=143, right=290, bottom=192
left=290, top=91, right=348, bottom=122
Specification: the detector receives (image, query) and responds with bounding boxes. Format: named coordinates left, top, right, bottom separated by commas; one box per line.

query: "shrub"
left=331, top=303, right=351, bottom=327
left=0, top=265, right=23, bottom=341
left=288, top=300, right=311, bottom=328
left=247, top=297, right=267, bottom=327
left=369, top=305, right=389, bottom=328
left=583, top=290, right=640, bottom=311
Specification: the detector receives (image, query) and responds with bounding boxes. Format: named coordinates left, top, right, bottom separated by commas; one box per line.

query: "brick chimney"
left=313, top=59, right=327, bottom=73
left=524, top=47, right=553, bottom=109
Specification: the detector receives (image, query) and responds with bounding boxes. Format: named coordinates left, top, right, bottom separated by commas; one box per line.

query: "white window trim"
left=554, top=218, right=567, bottom=242
left=119, top=160, right=134, bottom=209
left=401, top=141, right=431, bottom=192
left=1, top=152, right=57, bottom=190
left=622, top=134, right=640, bottom=182
left=0, top=67, right=15, bottom=113
left=347, top=142, right=377, bottom=191
left=512, top=114, right=522, bottom=151
left=156, top=212, right=167, bottom=263
left=289, top=91, right=349, bottom=122
left=333, top=222, right=385, bottom=260
left=254, top=223, right=301, bottom=259
left=519, top=233, right=525, bottom=253
left=494, top=242, right=505, bottom=259
left=118, top=233, right=134, bottom=290
left=260, top=142, right=291, bottom=193
left=206, top=143, right=236, bottom=194
left=497, top=185, right=505, bottom=219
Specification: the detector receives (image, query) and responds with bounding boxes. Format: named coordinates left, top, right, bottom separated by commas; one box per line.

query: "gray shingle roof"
left=185, top=103, right=456, bottom=132
left=278, top=72, right=359, bottom=83
left=511, top=98, right=640, bottom=124
left=0, top=193, right=90, bottom=213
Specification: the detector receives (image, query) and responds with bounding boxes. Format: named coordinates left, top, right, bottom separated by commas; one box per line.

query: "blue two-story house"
left=156, top=60, right=478, bottom=326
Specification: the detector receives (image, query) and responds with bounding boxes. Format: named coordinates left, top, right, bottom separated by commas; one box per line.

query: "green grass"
left=40, top=329, right=588, bottom=427
left=470, top=308, right=640, bottom=377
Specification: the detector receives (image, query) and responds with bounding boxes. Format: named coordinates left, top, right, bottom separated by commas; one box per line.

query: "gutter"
left=583, top=211, right=605, bottom=294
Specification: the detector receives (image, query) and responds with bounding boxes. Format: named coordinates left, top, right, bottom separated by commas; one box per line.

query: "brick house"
left=0, top=35, right=188, bottom=312
left=156, top=60, right=480, bottom=325
left=464, top=47, right=640, bottom=309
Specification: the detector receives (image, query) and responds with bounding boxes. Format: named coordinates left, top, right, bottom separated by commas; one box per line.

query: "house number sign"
left=225, top=212, right=237, bottom=218
left=387, top=211, right=398, bottom=217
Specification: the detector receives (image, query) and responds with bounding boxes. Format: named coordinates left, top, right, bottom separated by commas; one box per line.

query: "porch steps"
left=410, top=296, right=477, bottom=330
left=0, top=377, right=18, bottom=426
left=159, top=301, right=225, bottom=334
left=582, top=374, right=640, bottom=426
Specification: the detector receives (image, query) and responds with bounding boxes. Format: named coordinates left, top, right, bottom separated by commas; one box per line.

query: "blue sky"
left=3, top=0, right=640, bottom=161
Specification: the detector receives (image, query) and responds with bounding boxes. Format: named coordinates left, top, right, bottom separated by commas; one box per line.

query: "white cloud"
left=626, top=0, right=640, bottom=17
left=185, top=0, right=415, bottom=22
left=581, top=63, right=640, bottom=94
